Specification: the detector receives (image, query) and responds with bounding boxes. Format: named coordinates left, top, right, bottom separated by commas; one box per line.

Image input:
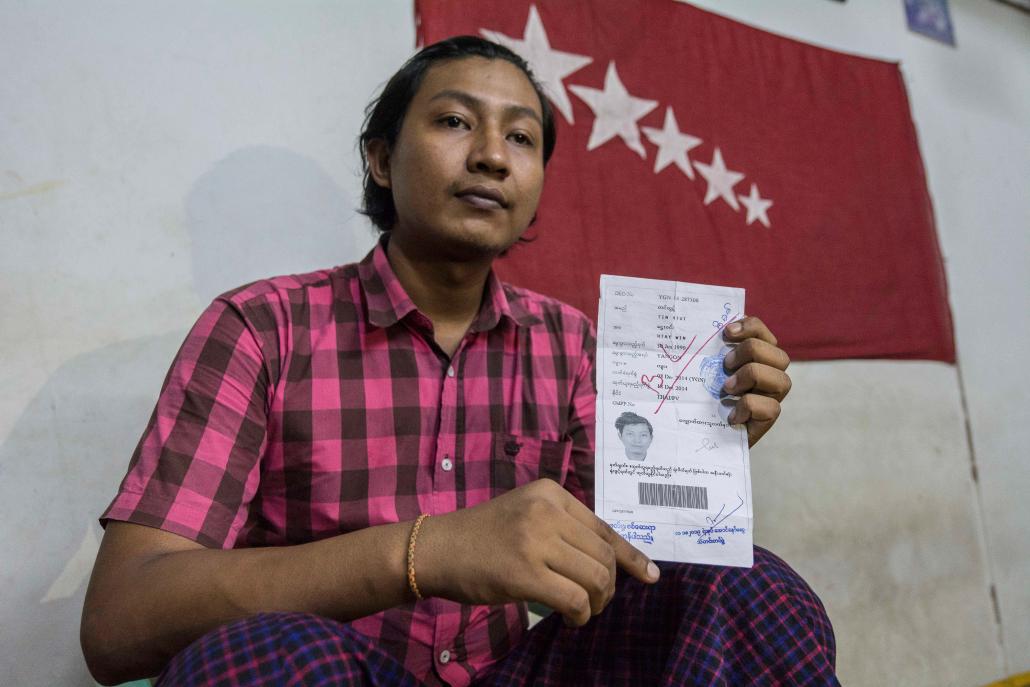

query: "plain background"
left=1, top=1, right=1027, bottom=685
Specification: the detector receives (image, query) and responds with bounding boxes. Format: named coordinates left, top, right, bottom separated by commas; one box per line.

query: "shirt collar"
left=471, top=269, right=542, bottom=332
left=357, top=236, right=542, bottom=332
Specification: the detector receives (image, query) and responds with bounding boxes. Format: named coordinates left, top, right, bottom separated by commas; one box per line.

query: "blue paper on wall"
left=904, top=0, right=956, bottom=46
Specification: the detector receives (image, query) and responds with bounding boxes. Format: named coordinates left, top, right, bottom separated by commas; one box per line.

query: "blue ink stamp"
left=699, top=346, right=730, bottom=400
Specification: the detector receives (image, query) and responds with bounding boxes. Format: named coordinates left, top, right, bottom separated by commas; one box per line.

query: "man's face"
left=373, top=57, right=546, bottom=260
left=619, top=423, right=653, bottom=459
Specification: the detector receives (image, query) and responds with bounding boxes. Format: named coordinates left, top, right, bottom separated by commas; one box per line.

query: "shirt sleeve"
left=100, top=297, right=271, bottom=549
left=562, top=318, right=597, bottom=510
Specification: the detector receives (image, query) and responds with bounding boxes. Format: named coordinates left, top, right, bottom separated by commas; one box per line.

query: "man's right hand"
left=416, top=479, right=660, bottom=626
left=82, top=481, right=656, bottom=684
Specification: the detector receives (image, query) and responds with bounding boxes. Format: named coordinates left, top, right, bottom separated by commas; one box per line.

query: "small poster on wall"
left=904, top=0, right=956, bottom=46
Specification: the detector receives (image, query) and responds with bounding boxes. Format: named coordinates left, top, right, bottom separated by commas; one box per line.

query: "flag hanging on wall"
left=416, top=0, right=955, bottom=361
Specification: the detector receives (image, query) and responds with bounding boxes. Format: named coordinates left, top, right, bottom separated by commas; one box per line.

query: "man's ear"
left=366, top=139, right=391, bottom=189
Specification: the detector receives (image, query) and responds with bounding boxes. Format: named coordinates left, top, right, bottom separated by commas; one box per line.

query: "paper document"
left=595, top=275, right=753, bottom=567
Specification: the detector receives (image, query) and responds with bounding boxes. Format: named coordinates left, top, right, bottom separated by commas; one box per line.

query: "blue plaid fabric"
left=479, top=547, right=838, bottom=686
left=156, top=546, right=837, bottom=686
left=157, top=612, right=420, bottom=687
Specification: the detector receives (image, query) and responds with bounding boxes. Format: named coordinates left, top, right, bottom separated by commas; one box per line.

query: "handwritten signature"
left=703, top=493, right=745, bottom=537
left=712, top=302, right=734, bottom=329
left=695, top=438, right=718, bottom=453
left=671, top=494, right=748, bottom=546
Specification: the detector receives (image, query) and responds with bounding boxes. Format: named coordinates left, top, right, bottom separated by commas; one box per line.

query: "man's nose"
left=467, top=127, right=510, bottom=177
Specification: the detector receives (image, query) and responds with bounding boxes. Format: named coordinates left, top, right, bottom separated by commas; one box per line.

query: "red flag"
left=416, top=0, right=955, bottom=362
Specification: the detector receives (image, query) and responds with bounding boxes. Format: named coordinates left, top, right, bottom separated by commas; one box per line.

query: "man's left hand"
left=721, top=316, right=791, bottom=447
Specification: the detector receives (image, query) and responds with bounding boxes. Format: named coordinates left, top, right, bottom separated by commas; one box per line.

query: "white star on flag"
left=480, top=5, right=592, bottom=124
left=694, top=148, right=745, bottom=211
left=642, top=106, right=703, bottom=179
left=738, top=183, right=773, bottom=228
left=569, top=62, right=658, bottom=158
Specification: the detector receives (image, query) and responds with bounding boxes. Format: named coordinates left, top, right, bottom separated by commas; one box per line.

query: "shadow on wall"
left=0, top=146, right=367, bottom=685
left=188, top=145, right=365, bottom=302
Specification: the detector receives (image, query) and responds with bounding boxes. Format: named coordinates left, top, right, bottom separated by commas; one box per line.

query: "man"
left=614, top=412, right=654, bottom=462
left=81, top=37, right=834, bottom=686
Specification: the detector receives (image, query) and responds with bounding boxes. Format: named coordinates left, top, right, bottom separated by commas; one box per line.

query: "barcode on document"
left=637, top=482, right=709, bottom=510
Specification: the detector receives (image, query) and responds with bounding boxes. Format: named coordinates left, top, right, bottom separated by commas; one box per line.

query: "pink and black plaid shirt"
left=102, top=238, right=597, bottom=686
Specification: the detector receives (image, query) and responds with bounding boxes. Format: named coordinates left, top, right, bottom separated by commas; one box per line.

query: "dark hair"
left=358, top=35, right=557, bottom=233
left=615, top=412, right=653, bottom=436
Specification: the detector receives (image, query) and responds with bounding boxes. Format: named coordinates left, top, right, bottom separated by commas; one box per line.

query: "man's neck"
left=385, top=234, right=494, bottom=356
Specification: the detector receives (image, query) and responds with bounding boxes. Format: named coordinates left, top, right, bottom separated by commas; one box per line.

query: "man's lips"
left=455, top=185, right=509, bottom=210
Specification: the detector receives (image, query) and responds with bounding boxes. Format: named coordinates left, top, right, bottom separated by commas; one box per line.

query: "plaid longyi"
left=155, top=547, right=838, bottom=686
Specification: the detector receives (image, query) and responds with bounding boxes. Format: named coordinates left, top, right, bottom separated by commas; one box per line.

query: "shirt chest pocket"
left=490, top=434, right=573, bottom=497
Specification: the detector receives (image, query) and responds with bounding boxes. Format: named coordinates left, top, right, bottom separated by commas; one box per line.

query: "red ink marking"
left=640, top=374, right=664, bottom=395
left=654, top=314, right=740, bottom=415
left=658, top=334, right=698, bottom=363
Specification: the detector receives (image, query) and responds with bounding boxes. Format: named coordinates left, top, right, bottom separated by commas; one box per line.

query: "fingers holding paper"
left=721, top=316, right=792, bottom=447
left=723, top=361, right=792, bottom=401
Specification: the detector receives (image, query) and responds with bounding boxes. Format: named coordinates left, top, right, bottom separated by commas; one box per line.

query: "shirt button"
left=439, top=649, right=451, bottom=664
left=441, top=457, right=453, bottom=472
left=447, top=366, right=455, bottom=378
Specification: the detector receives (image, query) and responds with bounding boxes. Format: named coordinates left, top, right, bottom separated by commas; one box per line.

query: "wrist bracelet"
left=407, top=513, right=430, bottom=601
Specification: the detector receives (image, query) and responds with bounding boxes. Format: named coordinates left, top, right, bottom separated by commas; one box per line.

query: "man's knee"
left=732, top=547, right=830, bottom=613
left=259, top=611, right=354, bottom=645
left=656, top=547, right=834, bottom=639
left=208, top=611, right=353, bottom=650
left=158, top=612, right=364, bottom=686
left=654, top=548, right=836, bottom=669
left=726, top=547, right=836, bottom=653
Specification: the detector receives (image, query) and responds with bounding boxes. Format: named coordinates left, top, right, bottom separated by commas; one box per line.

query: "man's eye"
left=509, top=132, right=534, bottom=146
left=442, top=116, right=466, bottom=128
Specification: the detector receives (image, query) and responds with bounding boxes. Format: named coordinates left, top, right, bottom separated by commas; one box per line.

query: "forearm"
left=82, top=520, right=414, bottom=684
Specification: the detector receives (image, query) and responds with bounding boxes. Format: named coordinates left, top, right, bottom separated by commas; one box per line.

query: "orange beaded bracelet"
left=407, top=513, right=430, bottom=601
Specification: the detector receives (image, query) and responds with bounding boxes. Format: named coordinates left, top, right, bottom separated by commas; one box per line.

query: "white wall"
left=0, top=3, right=407, bottom=684
left=1, top=2, right=1026, bottom=686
